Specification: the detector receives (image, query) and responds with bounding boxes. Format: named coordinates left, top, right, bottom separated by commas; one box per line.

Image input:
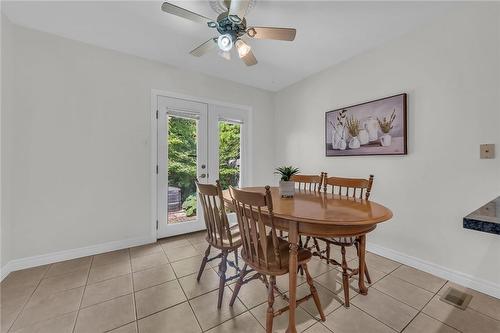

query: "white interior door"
left=156, top=94, right=249, bottom=238
left=157, top=96, right=208, bottom=238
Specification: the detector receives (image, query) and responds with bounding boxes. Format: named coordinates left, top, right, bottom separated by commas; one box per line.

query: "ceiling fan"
left=161, top=0, right=296, bottom=66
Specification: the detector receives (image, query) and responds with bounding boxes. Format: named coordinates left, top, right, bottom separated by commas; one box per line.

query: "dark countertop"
left=463, top=196, right=500, bottom=235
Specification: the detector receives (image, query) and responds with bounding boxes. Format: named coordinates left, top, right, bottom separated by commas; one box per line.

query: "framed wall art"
left=325, top=93, right=407, bottom=156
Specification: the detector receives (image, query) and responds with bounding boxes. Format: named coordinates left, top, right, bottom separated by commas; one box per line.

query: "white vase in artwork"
left=380, top=134, right=392, bottom=147
left=279, top=181, right=295, bottom=198
left=348, top=136, right=361, bottom=149
left=339, top=139, right=347, bottom=150
left=358, top=129, right=369, bottom=145
left=332, top=124, right=346, bottom=149
left=363, top=117, right=379, bottom=142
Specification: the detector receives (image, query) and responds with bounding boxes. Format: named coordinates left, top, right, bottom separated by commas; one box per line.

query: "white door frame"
left=150, top=89, right=253, bottom=241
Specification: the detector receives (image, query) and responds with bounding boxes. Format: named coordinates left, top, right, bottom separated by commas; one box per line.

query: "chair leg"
left=297, top=242, right=304, bottom=275
left=234, top=247, right=239, bottom=268
left=340, top=245, right=350, bottom=307
left=355, top=241, right=371, bottom=284
left=229, top=263, right=248, bottom=306
left=197, top=244, right=211, bottom=282
left=364, top=262, right=372, bottom=284
left=266, top=276, right=276, bottom=333
left=217, top=251, right=228, bottom=309
left=326, top=243, right=331, bottom=263
left=304, top=236, right=311, bottom=249
left=313, top=238, right=322, bottom=254
left=303, top=264, right=326, bottom=321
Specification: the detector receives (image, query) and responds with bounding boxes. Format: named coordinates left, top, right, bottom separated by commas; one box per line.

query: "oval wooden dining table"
left=223, top=186, right=393, bottom=333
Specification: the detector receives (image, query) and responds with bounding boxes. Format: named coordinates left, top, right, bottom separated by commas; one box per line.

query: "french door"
left=156, top=95, right=247, bottom=238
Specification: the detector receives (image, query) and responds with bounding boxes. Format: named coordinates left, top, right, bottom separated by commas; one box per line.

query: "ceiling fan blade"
left=247, top=27, right=296, bottom=41
left=190, top=38, right=217, bottom=57
left=229, top=0, right=250, bottom=22
left=161, top=2, right=214, bottom=25
left=241, top=49, right=257, bottom=66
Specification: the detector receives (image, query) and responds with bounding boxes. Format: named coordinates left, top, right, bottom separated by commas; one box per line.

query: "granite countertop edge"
left=463, top=196, right=500, bottom=235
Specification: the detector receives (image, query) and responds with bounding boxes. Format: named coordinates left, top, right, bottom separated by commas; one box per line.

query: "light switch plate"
left=480, top=144, right=495, bottom=159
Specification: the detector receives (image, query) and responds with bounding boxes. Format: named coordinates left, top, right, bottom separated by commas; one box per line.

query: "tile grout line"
left=369, top=278, right=436, bottom=312
left=340, top=269, right=403, bottom=332
left=369, top=268, right=493, bottom=331
left=426, top=279, right=500, bottom=330
left=127, top=247, right=140, bottom=333
left=434, top=282, right=500, bottom=323
left=5, top=265, right=51, bottom=333
left=373, top=264, right=448, bottom=294
left=160, top=239, right=204, bottom=332
left=398, top=282, right=466, bottom=333
left=71, top=256, right=93, bottom=333
left=353, top=263, right=436, bottom=332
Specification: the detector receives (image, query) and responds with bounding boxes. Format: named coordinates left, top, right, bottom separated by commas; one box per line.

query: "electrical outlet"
left=480, top=144, right=495, bottom=159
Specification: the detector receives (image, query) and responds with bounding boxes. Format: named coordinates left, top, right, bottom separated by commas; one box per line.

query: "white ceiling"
left=2, top=1, right=456, bottom=91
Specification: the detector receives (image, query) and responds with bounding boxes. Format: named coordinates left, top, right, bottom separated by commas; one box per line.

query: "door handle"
left=200, top=174, right=206, bottom=178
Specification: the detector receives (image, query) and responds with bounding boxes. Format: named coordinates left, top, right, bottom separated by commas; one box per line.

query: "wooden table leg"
left=358, top=234, right=368, bottom=295
left=286, top=221, right=299, bottom=333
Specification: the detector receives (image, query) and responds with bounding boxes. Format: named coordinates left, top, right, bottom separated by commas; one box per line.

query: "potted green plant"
left=274, top=166, right=299, bottom=198
left=377, top=109, right=396, bottom=147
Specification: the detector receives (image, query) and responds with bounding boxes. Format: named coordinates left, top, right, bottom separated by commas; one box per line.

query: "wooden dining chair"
left=228, top=186, right=325, bottom=333
left=290, top=173, right=325, bottom=192
left=305, top=174, right=374, bottom=307
left=195, top=180, right=242, bottom=308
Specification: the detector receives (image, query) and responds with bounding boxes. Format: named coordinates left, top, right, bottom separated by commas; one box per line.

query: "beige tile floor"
left=1, top=231, right=499, bottom=333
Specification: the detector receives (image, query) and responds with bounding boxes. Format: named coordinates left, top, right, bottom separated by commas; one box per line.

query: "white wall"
left=1, top=14, right=13, bottom=270
left=274, top=3, right=500, bottom=290
left=1, top=17, right=275, bottom=264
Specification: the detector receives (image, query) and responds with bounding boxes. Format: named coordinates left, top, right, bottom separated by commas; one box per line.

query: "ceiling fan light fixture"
left=235, top=39, right=251, bottom=58
left=217, top=34, right=233, bottom=51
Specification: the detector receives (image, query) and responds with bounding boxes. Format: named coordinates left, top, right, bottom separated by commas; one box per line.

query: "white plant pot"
left=338, top=139, right=347, bottom=150
left=332, top=124, right=346, bottom=150
left=279, top=181, right=295, bottom=198
left=348, top=136, right=361, bottom=149
left=358, top=129, right=369, bottom=145
left=380, top=134, right=392, bottom=147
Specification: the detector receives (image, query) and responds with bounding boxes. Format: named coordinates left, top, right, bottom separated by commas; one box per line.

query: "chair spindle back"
left=196, top=180, right=233, bottom=247
left=230, top=186, right=283, bottom=271
left=323, top=174, right=374, bottom=200
left=290, top=173, right=325, bottom=192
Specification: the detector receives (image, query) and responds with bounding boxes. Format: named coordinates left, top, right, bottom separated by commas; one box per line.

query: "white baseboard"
left=367, top=242, right=500, bottom=299
left=0, top=235, right=156, bottom=281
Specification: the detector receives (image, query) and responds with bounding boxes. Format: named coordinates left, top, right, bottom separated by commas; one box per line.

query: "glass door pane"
left=218, top=120, right=241, bottom=190
left=167, top=115, right=198, bottom=224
